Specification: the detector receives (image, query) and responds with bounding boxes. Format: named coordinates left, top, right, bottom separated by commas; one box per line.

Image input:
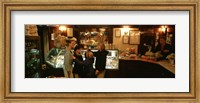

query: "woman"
left=154, top=36, right=172, bottom=60
left=63, top=37, right=77, bottom=78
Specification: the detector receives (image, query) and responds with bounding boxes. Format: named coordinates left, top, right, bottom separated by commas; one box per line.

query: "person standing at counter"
left=93, top=43, right=109, bottom=78
left=73, top=45, right=84, bottom=78
left=63, top=37, right=77, bottom=78
left=154, top=36, right=172, bottom=60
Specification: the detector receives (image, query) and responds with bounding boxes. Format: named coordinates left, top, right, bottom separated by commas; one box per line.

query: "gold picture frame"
left=129, top=30, right=140, bottom=45
left=122, top=35, right=129, bottom=44
left=115, top=29, right=121, bottom=37
left=0, top=0, right=199, bottom=102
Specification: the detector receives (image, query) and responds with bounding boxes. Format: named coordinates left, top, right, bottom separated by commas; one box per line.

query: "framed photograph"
left=129, top=30, right=140, bottom=44
left=67, top=28, right=73, bottom=37
left=122, top=35, right=129, bottom=44
left=115, top=29, right=121, bottom=37
left=1, top=0, right=199, bottom=102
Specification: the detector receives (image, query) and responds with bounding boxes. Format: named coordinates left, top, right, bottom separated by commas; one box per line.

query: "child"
left=73, top=45, right=83, bottom=78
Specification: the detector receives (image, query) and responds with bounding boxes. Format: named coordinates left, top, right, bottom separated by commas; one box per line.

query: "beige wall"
left=113, top=28, right=140, bottom=54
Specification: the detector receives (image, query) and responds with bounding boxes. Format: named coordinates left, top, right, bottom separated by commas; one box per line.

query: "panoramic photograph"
left=25, top=25, right=175, bottom=78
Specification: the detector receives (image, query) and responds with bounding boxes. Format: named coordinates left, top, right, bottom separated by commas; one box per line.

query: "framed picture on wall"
left=122, top=35, right=129, bottom=44
left=115, top=29, right=121, bottom=37
left=67, top=28, right=73, bottom=37
left=129, top=30, right=140, bottom=44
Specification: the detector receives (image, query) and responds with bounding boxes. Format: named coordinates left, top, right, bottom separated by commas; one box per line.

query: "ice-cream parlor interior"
left=25, top=25, right=175, bottom=78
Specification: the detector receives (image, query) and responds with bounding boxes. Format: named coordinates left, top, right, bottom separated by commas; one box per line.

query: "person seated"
left=154, top=36, right=172, bottom=60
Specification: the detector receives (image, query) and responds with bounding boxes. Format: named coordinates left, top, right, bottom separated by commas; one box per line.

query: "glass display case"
left=45, top=48, right=65, bottom=68
left=25, top=36, right=41, bottom=78
left=81, top=49, right=119, bottom=69
left=105, top=50, right=119, bottom=69
left=45, top=48, right=119, bottom=70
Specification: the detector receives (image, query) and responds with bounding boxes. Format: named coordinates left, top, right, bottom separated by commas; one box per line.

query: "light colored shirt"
left=63, top=47, right=73, bottom=77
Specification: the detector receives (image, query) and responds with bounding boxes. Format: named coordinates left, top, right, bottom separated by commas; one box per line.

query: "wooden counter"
left=119, top=57, right=175, bottom=74
left=104, top=57, right=175, bottom=78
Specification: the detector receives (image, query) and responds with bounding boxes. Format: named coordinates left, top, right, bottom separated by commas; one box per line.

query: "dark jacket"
left=93, top=50, right=109, bottom=71
left=154, top=43, right=172, bottom=59
left=73, top=53, right=83, bottom=74
left=74, top=58, right=96, bottom=78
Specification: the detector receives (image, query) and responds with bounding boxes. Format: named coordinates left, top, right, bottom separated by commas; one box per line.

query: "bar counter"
left=44, top=56, right=175, bottom=78
left=119, top=57, right=175, bottom=74
left=104, top=57, right=175, bottom=78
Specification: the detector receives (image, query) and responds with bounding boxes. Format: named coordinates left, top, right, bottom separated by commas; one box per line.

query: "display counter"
left=45, top=48, right=65, bottom=69
left=44, top=48, right=119, bottom=77
left=45, top=48, right=119, bottom=70
left=43, top=48, right=65, bottom=77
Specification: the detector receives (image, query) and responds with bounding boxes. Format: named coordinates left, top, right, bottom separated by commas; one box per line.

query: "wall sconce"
left=59, top=25, right=67, bottom=32
left=159, top=25, right=168, bottom=35
left=124, top=31, right=128, bottom=35
left=58, top=26, right=67, bottom=36
left=121, top=28, right=130, bottom=36
left=122, top=25, right=130, bottom=36
left=162, top=26, right=167, bottom=32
